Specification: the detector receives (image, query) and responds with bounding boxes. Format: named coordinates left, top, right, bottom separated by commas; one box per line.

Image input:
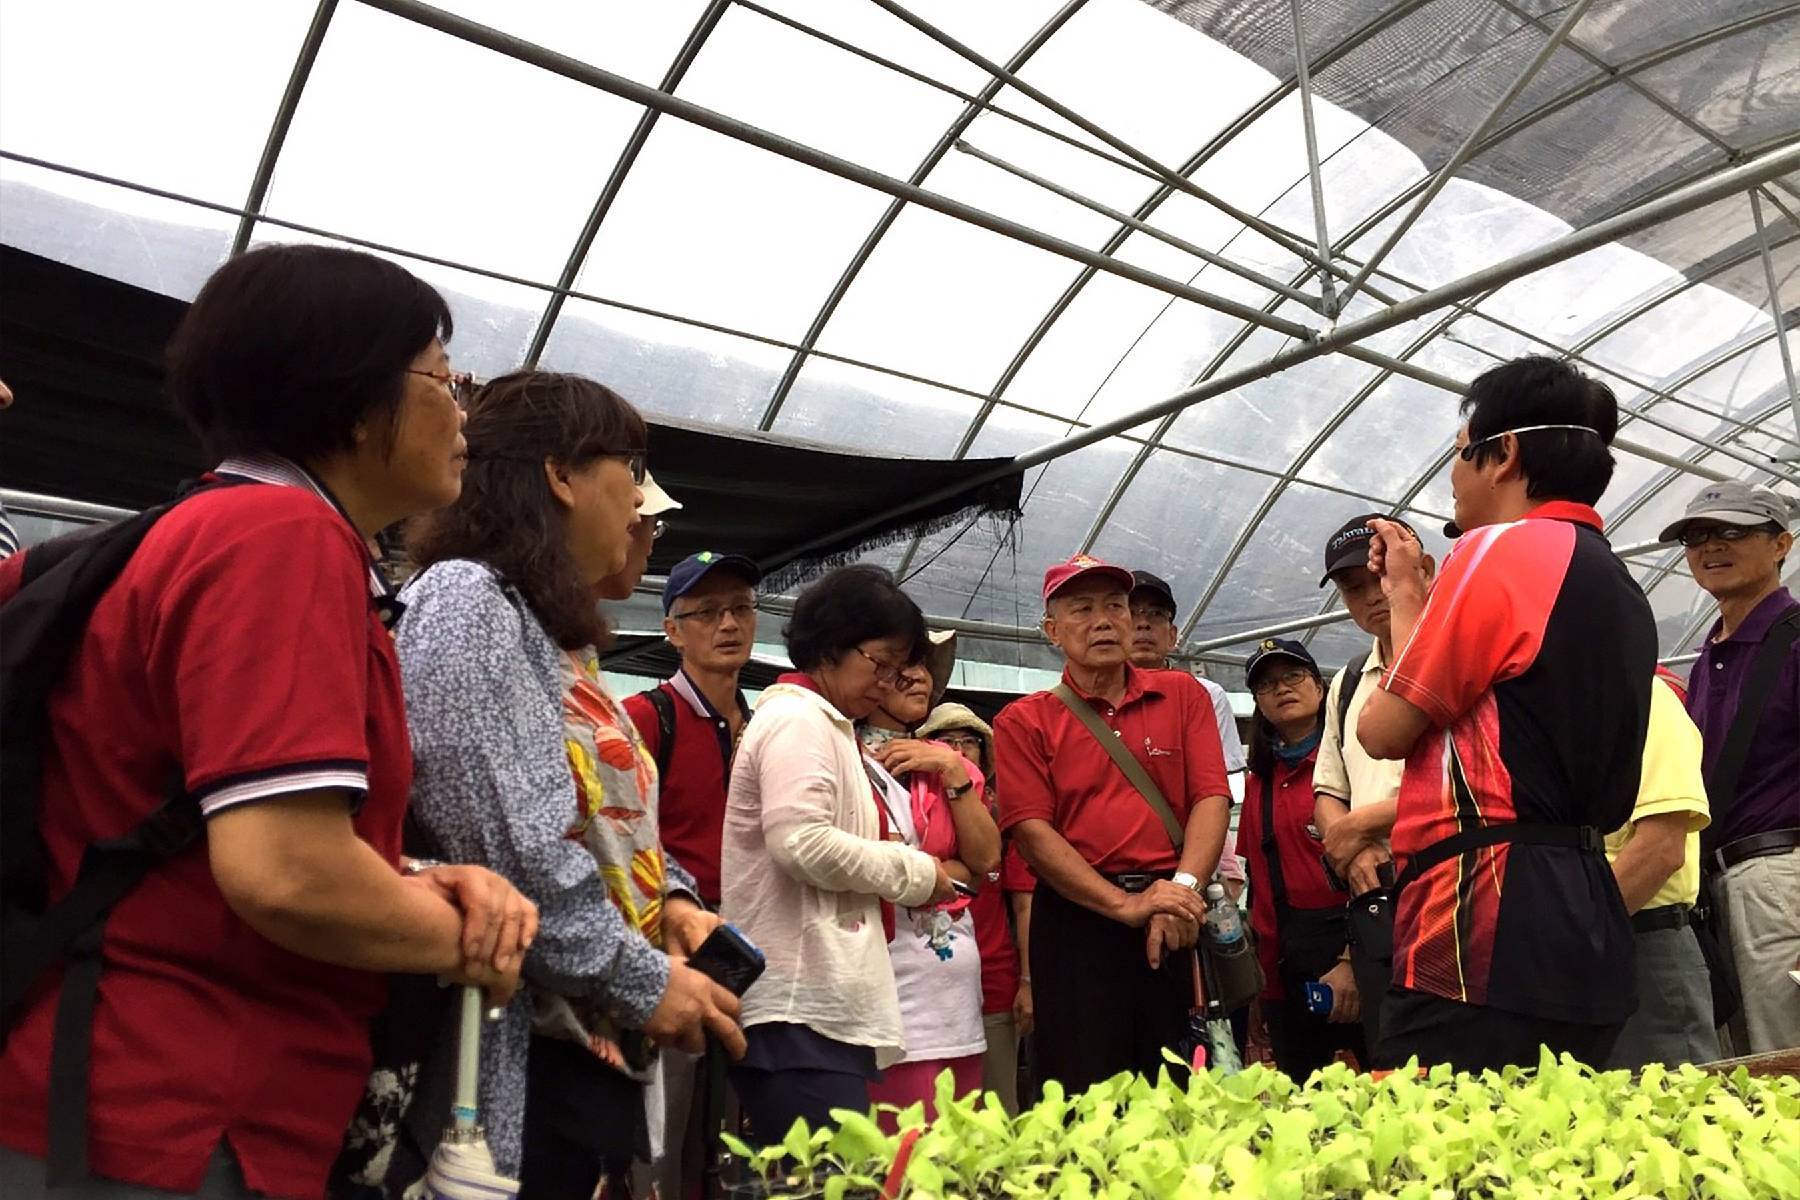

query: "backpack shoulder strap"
left=1335, top=652, right=1369, bottom=749
left=1050, top=682, right=1183, bottom=850
left=1704, top=605, right=1800, bottom=851
left=644, top=685, right=678, bottom=780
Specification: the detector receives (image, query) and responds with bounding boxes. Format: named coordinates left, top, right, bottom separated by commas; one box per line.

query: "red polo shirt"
left=0, top=473, right=412, bottom=1197
left=624, top=671, right=749, bottom=908
left=996, top=667, right=1230, bottom=874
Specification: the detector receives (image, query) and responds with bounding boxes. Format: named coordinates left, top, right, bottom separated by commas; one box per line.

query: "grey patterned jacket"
left=395, top=558, right=694, bottom=1177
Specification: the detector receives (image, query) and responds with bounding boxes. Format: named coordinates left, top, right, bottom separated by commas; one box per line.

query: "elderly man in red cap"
left=995, top=554, right=1233, bottom=1091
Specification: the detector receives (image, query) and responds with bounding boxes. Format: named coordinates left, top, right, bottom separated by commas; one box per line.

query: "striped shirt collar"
left=669, top=667, right=750, bottom=724
left=213, top=453, right=397, bottom=609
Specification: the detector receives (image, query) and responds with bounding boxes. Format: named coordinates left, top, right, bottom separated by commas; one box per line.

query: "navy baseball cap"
left=661, top=551, right=762, bottom=614
left=1243, top=637, right=1319, bottom=685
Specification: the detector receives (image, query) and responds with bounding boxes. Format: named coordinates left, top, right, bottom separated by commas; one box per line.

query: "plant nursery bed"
left=724, top=1051, right=1800, bottom=1199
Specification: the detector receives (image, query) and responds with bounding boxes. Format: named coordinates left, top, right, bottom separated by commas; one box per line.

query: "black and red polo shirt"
left=1381, top=501, right=1655, bottom=1026
left=0, top=457, right=413, bottom=1197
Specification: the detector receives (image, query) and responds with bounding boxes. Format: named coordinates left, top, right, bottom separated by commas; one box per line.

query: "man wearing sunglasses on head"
left=1662, top=480, right=1799, bottom=1056
left=1353, top=355, right=1657, bottom=1072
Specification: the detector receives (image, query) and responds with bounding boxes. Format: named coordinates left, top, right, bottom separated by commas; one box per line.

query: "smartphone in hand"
left=686, top=923, right=766, bottom=997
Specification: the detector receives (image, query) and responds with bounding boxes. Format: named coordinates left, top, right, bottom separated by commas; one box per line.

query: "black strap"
left=644, top=685, right=678, bottom=781
left=1258, top=772, right=1292, bottom=921
left=1050, top=683, right=1184, bottom=849
left=1334, top=653, right=1369, bottom=748
left=34, top=795, right=203, bottom=1188
left=1703, top=607, right=1800, bottom=856
left=1392, top=822, right=1605, bottom=895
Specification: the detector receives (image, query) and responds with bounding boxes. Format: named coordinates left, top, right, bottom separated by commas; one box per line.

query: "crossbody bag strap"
left=1258, top=770, right=1292, bottom=921
left=1702, top=606, right=1800, bottom=856
left=1051, top=683, right=1183, bottom=849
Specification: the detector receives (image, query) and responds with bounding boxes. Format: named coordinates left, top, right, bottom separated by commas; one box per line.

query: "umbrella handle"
left=453, top=985, right=482, bottom=1130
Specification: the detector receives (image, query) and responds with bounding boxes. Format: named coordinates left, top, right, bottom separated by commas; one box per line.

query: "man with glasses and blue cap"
left=1662, top=479, right=1799, bottom=1055
left=624, top=546, right=762, bottom=1200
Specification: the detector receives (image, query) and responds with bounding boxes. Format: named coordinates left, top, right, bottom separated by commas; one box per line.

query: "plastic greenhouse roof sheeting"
left=2, top=0, right=1798, bottom=687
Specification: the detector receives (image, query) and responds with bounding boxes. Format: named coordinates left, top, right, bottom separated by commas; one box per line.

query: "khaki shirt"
left=1313, top=637, right=1404, bottom=811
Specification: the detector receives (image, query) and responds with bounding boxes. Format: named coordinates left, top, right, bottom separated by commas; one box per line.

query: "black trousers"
left=519, top=1035, right=643, bottom=1199
left=1263, top=994, right=1365, bottom=1079
left=1374, top=986, right=1622, bottom=1073
left=1031, top=882, right=1194, bottom=1095
left=729, top=1066, right=870, bottom=1148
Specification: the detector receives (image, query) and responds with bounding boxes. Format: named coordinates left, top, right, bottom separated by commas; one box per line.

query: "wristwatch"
left=944, top=779, right=974, bottom=801
left=1171, top=871, right=1201, bottom=892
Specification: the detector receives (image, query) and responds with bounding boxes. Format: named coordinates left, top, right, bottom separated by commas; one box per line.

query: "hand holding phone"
left=684, top=923, right=766, bottom=997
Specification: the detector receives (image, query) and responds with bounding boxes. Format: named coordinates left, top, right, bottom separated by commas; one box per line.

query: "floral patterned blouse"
left=394, top=559, right=696, bottom=1177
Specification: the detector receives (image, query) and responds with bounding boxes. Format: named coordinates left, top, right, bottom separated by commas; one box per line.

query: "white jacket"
left=722, top=681, right=940, bottom=1065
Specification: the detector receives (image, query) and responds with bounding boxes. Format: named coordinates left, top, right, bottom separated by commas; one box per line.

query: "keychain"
left=921, top=908, right=954, bottom=961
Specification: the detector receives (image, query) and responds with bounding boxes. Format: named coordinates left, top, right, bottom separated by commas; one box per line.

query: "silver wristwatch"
left=1171, top=870, right=1201, bottom=892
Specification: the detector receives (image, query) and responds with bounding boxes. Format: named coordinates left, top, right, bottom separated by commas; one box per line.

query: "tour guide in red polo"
left=996, top=554, right=1231, bottom=1091
left=1357, top=356, right=1657, bottom=1072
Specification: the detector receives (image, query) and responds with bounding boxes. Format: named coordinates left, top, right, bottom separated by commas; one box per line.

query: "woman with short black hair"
left=0, top=244, right=534, bottom=1199
left=722, top=565, right=956, bottom=1143
left=395, top=370, right=746, bottom=1193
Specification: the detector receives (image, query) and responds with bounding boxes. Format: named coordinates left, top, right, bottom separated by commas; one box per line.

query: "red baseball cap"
left=1041, top=554, right=1136, bottom=605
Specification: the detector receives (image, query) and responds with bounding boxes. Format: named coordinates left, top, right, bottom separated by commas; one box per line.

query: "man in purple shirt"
left=1664, top=479, right=1798, bottom=1053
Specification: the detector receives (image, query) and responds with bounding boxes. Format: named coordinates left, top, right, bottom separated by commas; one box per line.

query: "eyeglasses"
left=853, top=645, right=903, bottom=686
left=671, top=601, right=757, bottom=625
left=408, top=368, right=475, bottom=408
left=1130, top=606, right=1175, bottom=625
left=1457, top=423, right=1598, bottom=461
left=616, top=451, right=648, bottom=485
left=1676, top=524, right=1776, bottom=548
left=939, top=733, right=985, bottom=753
left=1250, top=667, right=1313, bottom=696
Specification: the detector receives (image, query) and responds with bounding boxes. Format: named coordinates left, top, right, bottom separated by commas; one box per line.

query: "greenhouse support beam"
left=525, top=0, right=731, bottom=367
left=1334, top=0, right=1599, bottom=311
left=231, top=0, right=339, bottom=257
left=350, top=0, right=1325, bottom=343
left=763, top=140, right=1800, bottom=577
left=756, top=0, right=1087, bottom=432
left=863, top=0, right=1329, bottom=269
left=1288, top=0, right=1336, bottom=318
left=950, top=140, right=1324, bottom=309
left=1187, top=610, right=1355, bottom=653
left=1750, top=188, right=1800, bottom=441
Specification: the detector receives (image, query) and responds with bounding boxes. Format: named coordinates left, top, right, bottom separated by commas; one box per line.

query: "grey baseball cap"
left=1659, top=480, right=1793, bottom=543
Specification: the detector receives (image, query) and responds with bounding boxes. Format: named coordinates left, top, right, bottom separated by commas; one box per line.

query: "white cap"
left=641, top=470, right=683, bottom=517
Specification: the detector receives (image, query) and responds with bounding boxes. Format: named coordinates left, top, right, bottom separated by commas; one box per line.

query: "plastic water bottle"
left=1203, top=881, right=1243, bottom=946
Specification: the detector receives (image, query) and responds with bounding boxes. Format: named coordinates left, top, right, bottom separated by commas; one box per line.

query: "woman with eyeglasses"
left=721, top=565, right=958, bottom=1145
left=393, top=371, right=746, bottom=1193
left=856, top=639, right=1000, bottom=1127
left=1237, top=638, right=1367, bottom=1080
left=0, top=246, right=537, bottom=1199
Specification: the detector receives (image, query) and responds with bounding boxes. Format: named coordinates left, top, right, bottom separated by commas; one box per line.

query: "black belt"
left=1394, top=823, right=1605, bottom=894
left=1711, top=828, right=1800, bottom=874
left=1631, top=903, right=1690, bottom=934
left=1105, top=870, right=1175, bottom=894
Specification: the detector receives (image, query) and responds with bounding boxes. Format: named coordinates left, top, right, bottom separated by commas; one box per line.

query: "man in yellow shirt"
left=1604, top=671, right=1719, bottom=1067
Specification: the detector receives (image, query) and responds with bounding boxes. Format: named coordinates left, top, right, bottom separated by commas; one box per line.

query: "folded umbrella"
left=405, top=987, right=518, bottom=1200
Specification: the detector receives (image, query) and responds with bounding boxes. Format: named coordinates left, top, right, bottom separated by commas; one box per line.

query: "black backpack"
left=0, top=485, right=228, bottom=1186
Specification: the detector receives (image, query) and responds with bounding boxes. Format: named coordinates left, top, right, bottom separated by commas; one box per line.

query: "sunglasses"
left=1676, top=523, right=1777, bottom=548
